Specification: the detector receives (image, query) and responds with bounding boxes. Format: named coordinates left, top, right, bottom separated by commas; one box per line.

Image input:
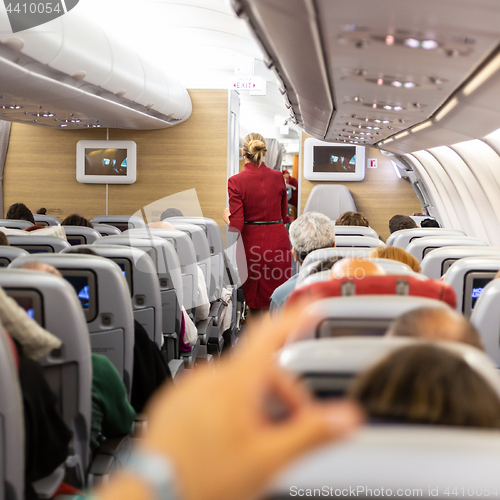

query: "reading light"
left=60, top=124, right=68, bottom=127
left=435, top=97, right=458, bottom=121
left=392, top=81, right=402, bottom=87
left=383, top=105, right=392, bottom=111
left=374, top=119, right=381, bottom=123
left=463, top=52, right=500, bottom=96
left=373, top=127, right=380, bottom=130
left=383, top=120, right=390, bottom=124
left=411, top=120, right=433, bottom=133
left=405, top=38, right=420, bottom=49
left=422, top=40, right=439, bottom=50
left=384, top=137, right=394, bottom=144
left=394, top=106, right=403, bottom=111
left=372, top=103, right=377, bottom=108
left=404, top=82, right=416, bottom=89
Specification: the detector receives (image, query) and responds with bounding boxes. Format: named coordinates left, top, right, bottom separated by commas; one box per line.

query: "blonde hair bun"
left=243, top=133, right=267, bottom=166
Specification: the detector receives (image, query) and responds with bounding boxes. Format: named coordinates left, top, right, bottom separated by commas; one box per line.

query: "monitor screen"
left=60, top=269, right=97, bottom=322
left=463, top=271, right=497, bottom=318
left=67, top=237, right=85, bottom=246
left=441, top=258, right=458, bottom=275
left=112, top=258, right=133, bottom=296
left=106, top=223, right=129, bottom=232
left=313, top=146, right=357, bottom=173
left=64, top=275, right=90, bottom=308
left=85, top=148, right=128, bottom=176
left=18, top=246, right=52, bottom=254
left=470, top=277, right=493, bottom=310
left=7, top=289, right=44, bottom=326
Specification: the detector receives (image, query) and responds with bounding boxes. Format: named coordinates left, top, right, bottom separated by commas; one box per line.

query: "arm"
left=227, top=177, right=245, bottom=233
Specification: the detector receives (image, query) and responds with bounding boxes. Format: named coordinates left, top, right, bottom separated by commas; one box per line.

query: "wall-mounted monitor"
left=304, top=138, right=365, bottom=181
left=76, top=140, right=137, bottom=184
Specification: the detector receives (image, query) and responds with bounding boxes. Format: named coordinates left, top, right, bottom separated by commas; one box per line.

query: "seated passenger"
left=421, top=218, right=440, bottom=228
left=386, top=307, right=483, bottom=349
left=369, top=245, right=421, bottom=273
left=19, top=262, right=137, bottom=439
left=61, top=213, right=93, bottom=227
left=6, top=202, right=35, bottom=224
left=349, top=344, right=500, bottom=428
left=335, top=211, right=370, bottom=227
left=160, top=208, right=183, bottom=220
left=330, top=257, right=385, bottom=280
left=36, top=207, right=47, bottom=215
left=0, top=231, right=9, bottom=246
left=270, top=212, right=335, bottom=313
left=389, top=214, right=417, bottom=233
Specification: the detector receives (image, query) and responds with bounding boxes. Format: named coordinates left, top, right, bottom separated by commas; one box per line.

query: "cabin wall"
left=3, top=90, right=229, bottom=225
left=299, top=133, right=422, bottom=241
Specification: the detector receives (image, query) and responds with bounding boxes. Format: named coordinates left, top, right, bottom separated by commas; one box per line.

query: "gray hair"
left=289, top=212, right=335, bottom=263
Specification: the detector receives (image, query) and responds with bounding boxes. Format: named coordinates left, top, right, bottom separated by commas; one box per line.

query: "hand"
left=222, top=207, right=230, bottom=225
left=138, top=305, right=364, bottom=500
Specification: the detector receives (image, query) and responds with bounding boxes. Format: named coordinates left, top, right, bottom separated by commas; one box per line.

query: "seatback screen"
left=59, top=269, right=97, bottom=322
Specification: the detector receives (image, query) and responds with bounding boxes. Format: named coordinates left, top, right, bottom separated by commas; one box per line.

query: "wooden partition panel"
left=4, top=90, right=229, bottom=226
left=300, top=134, right=422, bottom=241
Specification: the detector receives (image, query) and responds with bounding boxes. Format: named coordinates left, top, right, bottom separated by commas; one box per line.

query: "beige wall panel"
left=4, top=90, right=229, bottom=226
left=300, top=134, right=422, bottom=241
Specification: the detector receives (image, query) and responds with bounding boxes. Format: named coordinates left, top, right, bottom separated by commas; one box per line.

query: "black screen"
left=13, top=296, right=35, bottom=319
left=313, top=146, right=356, bottom=173
left=64, top=275, right=90, bottom=308
left=67, top=237, right=85, bottom=246
left=471, top=278, right=493, bottom=309
left=85, top=148, right=128, bottom=176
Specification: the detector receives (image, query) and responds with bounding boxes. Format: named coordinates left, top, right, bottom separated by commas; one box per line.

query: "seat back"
left=334, top=226, right=379, bottom=238
left=63, top=226, right=101, bottom=246
left=0, top=327, right=24, bottom=500
left=164, top=216, right=224, bottom=301
left=7, top=235, right=71, bottom=253
left=0, top=219, right=32, bottom=230
left=92, top=224, right=121, bottom=236
left=407, top=236, right=489, bottom=263
left=90, top=215, right=146, bottom=232
left=471, top=279, right=500, bottom=366
left=0, top=269, right=92, bottom=480
left=161, top=222, right=211, bottom=298
left=285, top=296, right=451, bottom=342
left=95, top=235, right=183, bottom=337
left=302, top=247, right=373, bottom=268
left=9, top=255, right=134, bottom=398
left=334, top=236, right=384, bottom=248
left=33, top=215, right=61, bottom=227
left=303, top=185, right=356, bottom=220
left=269, top=426, right=500, bottom=497
left=387, top=227, right=466, bottom=247
left=422, top=246, right=500, bottom=279
left=287, top=274, right=457, bottom=310
left=64, top=244, right=163, bottom=348
left=124, top=228, right=198, bottom=314
left=0, top=246, right=29, bottom=267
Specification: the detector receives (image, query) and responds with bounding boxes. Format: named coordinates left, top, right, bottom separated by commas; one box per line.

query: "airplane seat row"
left=332, top=235, right=383, bottom=249
left=33, top=215, right=61, bottom=227
left=303, top=185, right=356, bottom=220
left=386, top=227, right=466, bottom=247
left=333, top=225, right=379, bottom=238
left=90, top=215, right=146, bottom=232
left=406, top=236, right=489, bottom=263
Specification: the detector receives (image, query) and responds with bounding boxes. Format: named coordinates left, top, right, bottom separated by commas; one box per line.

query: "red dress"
left=228, top=163, right=292, bottom=309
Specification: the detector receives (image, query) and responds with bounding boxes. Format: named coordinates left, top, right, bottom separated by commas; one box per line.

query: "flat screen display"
left=470, top=277, right=493, bottom=310
left=67, top=237, right=85, bottom=246
left=112, top=258, right=133, bottom=296
left=60, top=269, right=97, bottom=322
left=85, top=148, right=128, bottom=176
left=65, top=275, right=90, bottom=308
left=7, top=289, right=43, bottom=326
left=313, top=146, right=356, bottom=173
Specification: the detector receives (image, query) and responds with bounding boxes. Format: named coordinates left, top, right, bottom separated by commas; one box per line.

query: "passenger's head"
left=389, top=214, right=417, bottom=234
left=64, top=247, right=98, bottom=256
left=0, top=232, right=9, bottom=246
left=282, top=169, right=290, bottom=180
left=6, top=203, right=35, bottom=225
left=330, top=257, right=385, bottom=280
left=160, top=208, right=183, bottom=220
left=36, top=207, right=47, bottom=215
left=387, top=307, right=483, bottom=349
left=349, top=344, right=500, bottom=428
left=242, top=133, right=267, bottom=166
left=421, top=218, right=440, bottom=228
left=62, top=214, right=92, bottom=228
left=289, top=212, right=336, bottom=264
left=21, top=261, right=62, bottom=278
left=369, top=246, right=421, bottom=273
left=335, top=211, right=370, bottom=227
left=148, top=221, right=175, bottom=230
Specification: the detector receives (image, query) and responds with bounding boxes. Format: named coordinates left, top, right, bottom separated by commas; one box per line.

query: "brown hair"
left=389, top=214, right=417, bottom=233
left=349, top=344, right=500, bottom=428
left=243, top=133, right=267, bottom=166
left=0, top=232, right=9, bottom=246
left=6, top=203, right=35, bottom=225
left=62, top=214, right=93, bottom=228
left=370, top=245, right=421, bottom=273
left=335, top=211, right=370, bottom=227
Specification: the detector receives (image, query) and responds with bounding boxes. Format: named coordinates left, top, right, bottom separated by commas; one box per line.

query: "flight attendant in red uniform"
left=223, top=133, right=292, bottom=313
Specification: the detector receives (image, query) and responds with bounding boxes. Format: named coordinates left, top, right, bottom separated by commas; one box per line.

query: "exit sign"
left=367, top=158, right=377, bottom=168
left=231, top=76, right=263, bottom=91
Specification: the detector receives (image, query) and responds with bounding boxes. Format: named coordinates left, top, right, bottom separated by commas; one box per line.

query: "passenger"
left=388, top=214, right=417, bottom=233
left=92, top=306, right=363, bottom=500
left=421, top=218, right=440, bottom=228
left=19, top=261, right=136, bottom=447
left=387, top=307, right=483, bottom=349
left=0, top=231, right=9, bottom=246
left=349, top=344, right=500, bottom=428
left=223, top=133, right=291, bottom=315
left=270, top=212, right=335, bottom=313
left=36, top=207, right=47, bottom=215
left=330, top=257, right=385, bottom=280
left=369, top=245, right=421, bottom=273
left=62, top=213, right=93, bottom=227
left=335, top=211, right=370, bottom=227
left=6, top=202, right=35, bottom=224
left=160, top=208, right=183, bottom=220
left=283, top=169, right=298, bottom=215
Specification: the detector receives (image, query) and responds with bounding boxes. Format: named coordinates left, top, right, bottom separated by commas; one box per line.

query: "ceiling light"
left=463, top=52, right=500, bottom=96
left=422, top=40, right=439, bottom=50
left=391, top=81, right=402, bottom=87
left=394, top=106, right=403, bottom=111
left=435, top=97, right=458, bottom=121
left=374, top=119, right=381, bottom=123
left=384, top=105, right=392, bottom=111
left=404, top=81, right=416, bottom=89
left=383, top=138, right=394, bottom=144
left=60, top=124, right=68, bottom=127
left=373, top=127, right=380, bottom=130
left=372, top=103, right=377, bottom=109
left=8, top=105, right=21, bottom=110
left=411, top=120, right=433, bottom=133
left=394, top=131, right=409, bottom=139
left=42, top=112, right=54, bottom=117
left=366, top=126, right=373, bottom=129
left=405, top=38, right=420, bottom=49
left=383, top=120, right=390, bottom=124
left=385, top=35, right=394, bottom=46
